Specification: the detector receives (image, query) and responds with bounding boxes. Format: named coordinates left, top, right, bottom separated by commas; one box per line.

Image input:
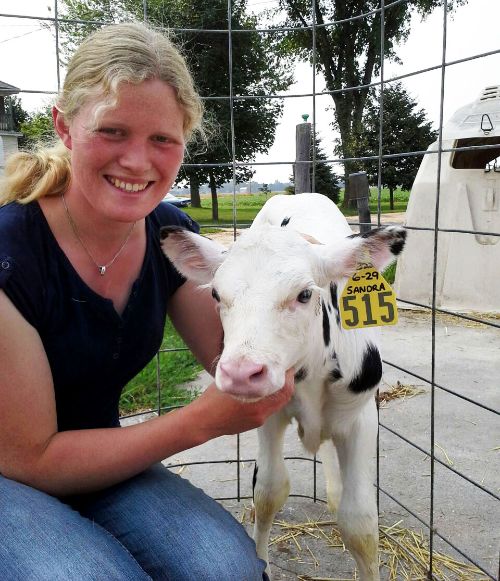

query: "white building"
left=395, top=86, right=500, bottom=313
left=0, top=80, right=23, bottom=174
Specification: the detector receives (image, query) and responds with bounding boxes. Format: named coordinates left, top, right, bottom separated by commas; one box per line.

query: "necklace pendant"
left=99, top=266, right=106, bottom=276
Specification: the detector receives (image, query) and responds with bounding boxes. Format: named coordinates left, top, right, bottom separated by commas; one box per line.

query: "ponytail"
left=0, top=141, right=71, bottom=206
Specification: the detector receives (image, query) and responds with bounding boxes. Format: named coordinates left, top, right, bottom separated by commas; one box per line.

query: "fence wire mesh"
left=1, top=0, right=499, bottom=579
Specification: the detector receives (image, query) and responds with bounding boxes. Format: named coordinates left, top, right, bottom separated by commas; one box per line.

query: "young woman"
left=0, top=22, right=294, bottom=580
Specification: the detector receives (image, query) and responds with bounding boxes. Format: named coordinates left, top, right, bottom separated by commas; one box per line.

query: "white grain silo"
left=394, top=86, right=500, bottom=313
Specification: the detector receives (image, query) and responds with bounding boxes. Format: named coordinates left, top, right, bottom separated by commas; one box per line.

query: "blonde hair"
left=1, top=21, right=203, bottom=205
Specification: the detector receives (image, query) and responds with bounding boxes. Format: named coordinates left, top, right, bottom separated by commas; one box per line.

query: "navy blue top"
left=0, top=200, right=198, bottom=431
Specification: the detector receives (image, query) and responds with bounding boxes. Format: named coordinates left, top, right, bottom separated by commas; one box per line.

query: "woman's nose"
left=118, top=142, right=152, bottom=173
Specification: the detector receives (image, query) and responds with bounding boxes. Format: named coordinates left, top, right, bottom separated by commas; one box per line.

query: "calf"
left=161, top=193, right=406, bottom=580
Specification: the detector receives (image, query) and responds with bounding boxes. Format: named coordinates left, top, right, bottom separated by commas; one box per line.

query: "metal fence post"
left=349, top=171, right=372, bottom=233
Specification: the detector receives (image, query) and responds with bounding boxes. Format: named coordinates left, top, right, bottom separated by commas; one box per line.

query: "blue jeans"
left=0, top=463, right=268, bottom=580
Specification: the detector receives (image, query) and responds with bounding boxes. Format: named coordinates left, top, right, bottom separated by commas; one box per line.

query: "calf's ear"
left=351, top=226, right=407, bottom=271
left=313, top=236, right=365, bottom=286
left=160, top=226, right=227, bottom=284
left=313, top=226, right=406, bottom=285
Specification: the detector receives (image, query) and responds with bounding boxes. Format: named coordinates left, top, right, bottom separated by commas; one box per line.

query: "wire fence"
left=1, top=0, right=499, bottom=579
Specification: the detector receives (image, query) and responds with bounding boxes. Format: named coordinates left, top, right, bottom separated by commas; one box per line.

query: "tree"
left=19, top=106, right=54, bottom=150
left=270, top=0, right=466, bottom=206
left=358, top=83, right=437, bottom=209
left=5, top=96, right=30, bottom=149
left=310, top=135, right=340, bottom=203
left=3, top=98, right=54, bottom=151
left=59, top=0, right=293, bottom=220
left=258, top=183, right=271, bottom=196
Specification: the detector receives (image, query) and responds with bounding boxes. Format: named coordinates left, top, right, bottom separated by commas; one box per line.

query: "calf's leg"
left=332, top=400, right=380, bottom=581
left=253, top=413, right=290, bottom=577
left=318, top=438, right=342, bottom=514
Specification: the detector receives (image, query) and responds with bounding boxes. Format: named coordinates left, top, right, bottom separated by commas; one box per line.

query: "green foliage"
left=259, top=183, right=272, bottom=196
left=272, top=0, right=467, bottom=189
left=356, top=83, right=437, bottom=208
left=5, top=96, right=29, bottom=127
left=340, top=187, right=410, bottom=216
left=311, top=136, right=341, bottom=203
left=383, top=261, right=397, bottom=285
left=184, top=192, right=279, bottom=224
left=288, top=134, right=341, bottom=202
left=4, top=96, right=30, bottom=148
left=120, top=318, right=202, bottom=415
left=4, top=97, right=54, bottom=151
left=19, top=107, right=54, bottom=150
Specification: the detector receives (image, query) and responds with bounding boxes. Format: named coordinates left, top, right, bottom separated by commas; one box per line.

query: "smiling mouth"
left=106, top=176, right=151, bottom=192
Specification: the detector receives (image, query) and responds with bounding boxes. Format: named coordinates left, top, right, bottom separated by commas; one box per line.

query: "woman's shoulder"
left=0, top=201, right=44, bottom=255
left=0, top=201, right=48, bottom=327
left=149, top=201, right=199, bottom=234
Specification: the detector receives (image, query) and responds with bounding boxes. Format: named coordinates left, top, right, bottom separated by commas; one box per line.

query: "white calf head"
left=161, top=224, right=406, bottom=400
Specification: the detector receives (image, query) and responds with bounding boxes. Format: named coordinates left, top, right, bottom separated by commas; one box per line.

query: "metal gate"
left=1, top=1, right=498, bottom=578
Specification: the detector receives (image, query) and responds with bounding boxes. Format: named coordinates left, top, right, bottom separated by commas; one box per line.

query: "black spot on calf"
left=330, top=283, right=341, bottom=326
left=390, top=235, right=406, bottom=256
left=329, top=368, right=343, bottom=382
left=252, top=464, right=258, bottom=499
left=160, top=225, right=188, bottom=240
left=295, top=367, right=308, bottom=382
left=281, top=216, right=291, bottom=227
left=322, top=301, right=330, bottom=347
left=348, top=343, right=382, bottom=393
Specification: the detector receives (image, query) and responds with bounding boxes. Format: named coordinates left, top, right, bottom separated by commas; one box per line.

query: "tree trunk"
left=189, top=174, right=201, bottom=208
left=209, top=171, right=219, bottom=222
left=334, top=97, right=357, bottom=210
left=390, top=187, right=394, bottom=211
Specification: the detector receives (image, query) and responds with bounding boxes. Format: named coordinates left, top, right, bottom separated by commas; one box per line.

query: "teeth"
left=108, top=177, right=148, bottom=192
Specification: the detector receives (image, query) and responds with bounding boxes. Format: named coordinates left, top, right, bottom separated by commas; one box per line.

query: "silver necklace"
left=61, top=193, right=136, bottom=276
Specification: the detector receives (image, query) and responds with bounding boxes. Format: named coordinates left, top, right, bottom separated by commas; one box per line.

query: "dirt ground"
left=125, top=307, right=499, bottom=580
left=126, top=209, right=499, bottom=579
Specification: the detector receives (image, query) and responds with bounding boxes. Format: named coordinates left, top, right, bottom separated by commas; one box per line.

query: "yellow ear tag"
left=339, top=267, right=398, bottom=330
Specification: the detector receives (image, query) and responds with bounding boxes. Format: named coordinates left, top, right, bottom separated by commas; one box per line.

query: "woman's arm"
left=167, top=279, right=223, bottom=374
left=0, top=290, right=293, bottom=497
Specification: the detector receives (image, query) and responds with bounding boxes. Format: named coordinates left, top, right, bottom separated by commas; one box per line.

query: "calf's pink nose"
left=218, top=358, right=269, bottom=398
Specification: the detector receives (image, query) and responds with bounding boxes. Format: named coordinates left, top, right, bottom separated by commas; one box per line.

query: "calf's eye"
left=212, top=288, right=221, bottom=302
left=297, top=289, right=312, bottom=303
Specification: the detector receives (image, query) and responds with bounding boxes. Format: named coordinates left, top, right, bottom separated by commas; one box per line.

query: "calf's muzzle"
left=218, top=358, right=270, bottom=400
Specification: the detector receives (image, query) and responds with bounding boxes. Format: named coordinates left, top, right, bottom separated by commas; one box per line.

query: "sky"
left=1, top=0, right=499, bottom=183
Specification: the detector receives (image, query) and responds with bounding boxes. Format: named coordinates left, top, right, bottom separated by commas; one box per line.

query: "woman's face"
left=56, top=78, right=186, bottom=223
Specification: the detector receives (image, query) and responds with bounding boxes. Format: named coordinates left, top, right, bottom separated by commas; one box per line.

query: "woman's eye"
left=297, top=289, right=312, bottom=303
left=97, top=127, right=123, bottom=137
left=212, top=288, right=221, bottom=302
left=153, top=135, right=170, bottom=144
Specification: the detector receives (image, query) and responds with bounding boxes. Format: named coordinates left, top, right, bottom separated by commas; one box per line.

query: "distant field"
left=183, top=189, right=409, bottom=224
left=183, top=193, right=275, bottom=224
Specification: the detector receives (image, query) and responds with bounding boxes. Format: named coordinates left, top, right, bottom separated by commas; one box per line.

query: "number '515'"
left=342, top=291, right=395, bottom=327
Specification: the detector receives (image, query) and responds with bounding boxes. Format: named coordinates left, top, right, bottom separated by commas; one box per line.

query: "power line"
left=0, top=27, right=43, bottom=44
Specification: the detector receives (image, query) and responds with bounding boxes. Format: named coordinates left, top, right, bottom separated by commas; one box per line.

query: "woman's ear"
left=52, top=106, right=72, bottom=149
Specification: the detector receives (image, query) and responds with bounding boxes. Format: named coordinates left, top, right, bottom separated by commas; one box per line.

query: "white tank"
left=394, top=85, right=500, bottom=313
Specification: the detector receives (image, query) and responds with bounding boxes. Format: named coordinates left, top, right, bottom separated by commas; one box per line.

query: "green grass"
left=383, top=262, right=397, bottom=284
left=183, top=193, right=277, bottom=225
left=119, top=318, right=202, bottom=416
left=341, top=187, right=410, bottom=216
left=182, top=190, right=409, bottom=224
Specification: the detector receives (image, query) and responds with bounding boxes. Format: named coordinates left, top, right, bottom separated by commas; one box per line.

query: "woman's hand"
left=189, top=368, right=295, bottom=440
